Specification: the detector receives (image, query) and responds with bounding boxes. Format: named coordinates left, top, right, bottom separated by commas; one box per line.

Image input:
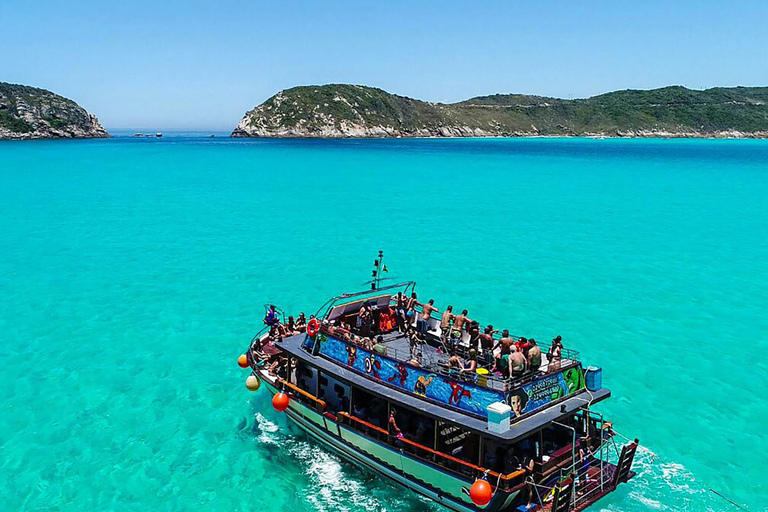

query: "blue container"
left=585, top=366, right=602, bottom=391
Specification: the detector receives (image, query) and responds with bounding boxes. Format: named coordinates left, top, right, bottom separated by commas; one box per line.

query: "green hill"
left=0, top=82, right=108, bottom=139
left=232, top=84, right=768, bottom=138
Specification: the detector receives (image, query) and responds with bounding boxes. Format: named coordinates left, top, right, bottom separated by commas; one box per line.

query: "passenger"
left=476, top=326, right=495, bottom=364
left=353, top=401, right=367, bottom=420
left=295, top=312, right=307, bottom=332
left=394, top=292, right=407, bottom=332
left=337, top=389, right=350, bottom=413
left=358, top=303, right=373, bottom=337
left=418, top=299, right=438, bottom=335
left=453, top=309, right=471, bottom=333
left=494, top=329, right=514, bottom=370
left=460, top=349, right=478, bottom=375
left=528, top=339, right=542, bottom=373
left=373, top=335, right=388, bottom=356
left=440, top=305, right=454, bottom=337
left=405, top=293, right=419, bottom=329
left=388, top=409, right=404, bottom=439
left=408, top=329, right=423, bottom=358
left=548, top=335, right=563, bottom=371
left=448, top=352, right=463, bottom=373
left=516, top=337, right=531, bottom=358
left=285, top=316, right=298, bottom=335
left=467, top=321, right=481, bottom=351
left=407, top=354, right=421, bottom=367
left=509, top=346, right=527, bottom=379
left=264, top=305, right=279, bottom=327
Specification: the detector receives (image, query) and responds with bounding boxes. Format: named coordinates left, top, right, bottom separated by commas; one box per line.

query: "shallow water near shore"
left=1, top=136, right=766, bottom=512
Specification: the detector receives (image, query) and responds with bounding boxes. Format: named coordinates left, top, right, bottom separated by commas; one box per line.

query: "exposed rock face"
left=232, top=84, right=768, bottom=139
left=0, top=82, right=109, bottom=139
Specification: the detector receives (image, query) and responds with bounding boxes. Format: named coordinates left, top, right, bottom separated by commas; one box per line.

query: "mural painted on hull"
left=507, top=366, right=585, bottom=417
left=316, top=333, right=504, bottom=416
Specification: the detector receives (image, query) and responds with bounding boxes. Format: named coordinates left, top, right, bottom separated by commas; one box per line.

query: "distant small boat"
left=156, top=132, right=163, bottom=138
left=145, top=134, right=152, bottom=138
left=132, top=133, right=142, bottom=137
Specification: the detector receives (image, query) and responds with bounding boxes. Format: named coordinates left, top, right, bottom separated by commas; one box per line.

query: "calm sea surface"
left=1, top=137, right=766, bottom=512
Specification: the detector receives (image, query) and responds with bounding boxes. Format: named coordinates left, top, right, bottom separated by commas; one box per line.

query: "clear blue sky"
left=2, top=0, right=767, bottom=131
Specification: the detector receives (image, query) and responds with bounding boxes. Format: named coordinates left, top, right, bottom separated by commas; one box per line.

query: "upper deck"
left=286, top=281, right=608, bottom=426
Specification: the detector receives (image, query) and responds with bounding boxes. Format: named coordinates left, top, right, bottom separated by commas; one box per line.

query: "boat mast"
left=371, top=250, right=384, bottom=290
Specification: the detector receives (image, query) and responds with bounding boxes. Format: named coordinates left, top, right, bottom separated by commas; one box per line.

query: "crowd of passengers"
left=325, top=292, right=568, bottom=381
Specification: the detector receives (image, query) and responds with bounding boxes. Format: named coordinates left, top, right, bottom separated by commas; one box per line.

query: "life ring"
left=307, top=318, right=320, bottom=337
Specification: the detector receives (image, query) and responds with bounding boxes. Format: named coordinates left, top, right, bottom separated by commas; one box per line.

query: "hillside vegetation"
left=0, top=82, right=108, bottom=139
left=232, top=84, right=768, bottom=138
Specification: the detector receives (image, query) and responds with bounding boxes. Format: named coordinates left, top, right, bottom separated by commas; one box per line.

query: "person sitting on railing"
left=295, top=312, right=307, bottom=332
left=447, top=352, right=463, bottom=374
left=509, top=346, right=527, bottom=379
left=373, top=335, right=387, bottom=356
left=418, top=298, right=438, bottom=335
left=528, top=339, right=542, bottom=373
left=264, top=304, right=280, bottom=327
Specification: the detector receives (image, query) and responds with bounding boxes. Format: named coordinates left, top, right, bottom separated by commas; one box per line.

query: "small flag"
left=382, top=265, right=388, bottom=273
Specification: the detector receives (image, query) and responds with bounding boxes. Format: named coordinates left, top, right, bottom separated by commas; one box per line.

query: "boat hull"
left=258, top=373, right=519, bottom=512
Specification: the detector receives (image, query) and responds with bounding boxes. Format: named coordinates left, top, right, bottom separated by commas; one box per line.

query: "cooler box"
left=487, top=402, right=511, bottom=434
left=585, top=366, right=602, bottom=391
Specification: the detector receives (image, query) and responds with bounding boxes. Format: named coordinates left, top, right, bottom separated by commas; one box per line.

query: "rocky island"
left=0, top=82, right=109, bottom=139
left=232, top=84, right=768, bottom=139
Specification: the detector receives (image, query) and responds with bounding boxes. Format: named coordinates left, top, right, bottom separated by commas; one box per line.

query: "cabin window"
left=319, top=372, right=351, bottom=415
left=391, top=407, right=435, bottom=448
left=295, top=361, right=318, bottom=397
left=350, top=387, right=388, bottom=429
left=437, top=422, right=480, bottom=470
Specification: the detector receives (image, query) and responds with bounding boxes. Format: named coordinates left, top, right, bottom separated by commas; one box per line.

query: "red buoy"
left=272, top=392, right=290, bottom=412
left=237, top=354, right=249, bottom=368
left=469, top=478, right=493, bottom=506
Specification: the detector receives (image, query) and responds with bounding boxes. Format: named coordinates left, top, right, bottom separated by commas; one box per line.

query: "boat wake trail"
left=598, top=445, right=750, bottom=512
left=252, top=413, right=439, bottom=512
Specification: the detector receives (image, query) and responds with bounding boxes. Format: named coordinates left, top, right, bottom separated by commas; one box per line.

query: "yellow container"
left=476, top=368, right=489, bottom=386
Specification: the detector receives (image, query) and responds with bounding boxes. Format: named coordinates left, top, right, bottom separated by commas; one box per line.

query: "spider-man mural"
left=443, top=378, right=472, bottom=405
left=388, top=363, right=409, bottom=387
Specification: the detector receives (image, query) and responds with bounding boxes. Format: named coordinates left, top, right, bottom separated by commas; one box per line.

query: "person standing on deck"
left=478, top=325, right=495, bottom=361
left=453, top=309, right=471, bottom=334
left=394, top=292, right=407, bottom=332
left=418, top=298, right=438, bottom=335
left=440, top=305, right=454, bottom=336
left=509, top=346, right=527, bottom=379
left=528, top=339, right=542, bottom=373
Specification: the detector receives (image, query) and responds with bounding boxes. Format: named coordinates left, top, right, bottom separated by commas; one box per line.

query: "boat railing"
left=277, top=378, right=327, bottom=412
left=337, top=411, right=528, bottom=492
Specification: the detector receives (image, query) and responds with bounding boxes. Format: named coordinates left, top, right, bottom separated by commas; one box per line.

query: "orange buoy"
left=469, top=478, right=493, bottom=506
left=272, top=392, right=290, bottom=412
left=238, top=354, right=249, bottom=368
left=245, top=375, right=261, bottom=391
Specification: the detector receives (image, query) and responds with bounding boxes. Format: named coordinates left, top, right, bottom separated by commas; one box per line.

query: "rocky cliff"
left=232, top=84, right=768, bottom=138
left=0, top=82, right=109, bottom=139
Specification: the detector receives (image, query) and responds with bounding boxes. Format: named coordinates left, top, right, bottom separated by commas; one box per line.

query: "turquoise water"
left=1, top=137, right=766, bottom=512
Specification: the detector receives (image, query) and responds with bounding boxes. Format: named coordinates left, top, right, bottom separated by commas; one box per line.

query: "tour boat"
left=238, top=254, right=639, bottom=512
